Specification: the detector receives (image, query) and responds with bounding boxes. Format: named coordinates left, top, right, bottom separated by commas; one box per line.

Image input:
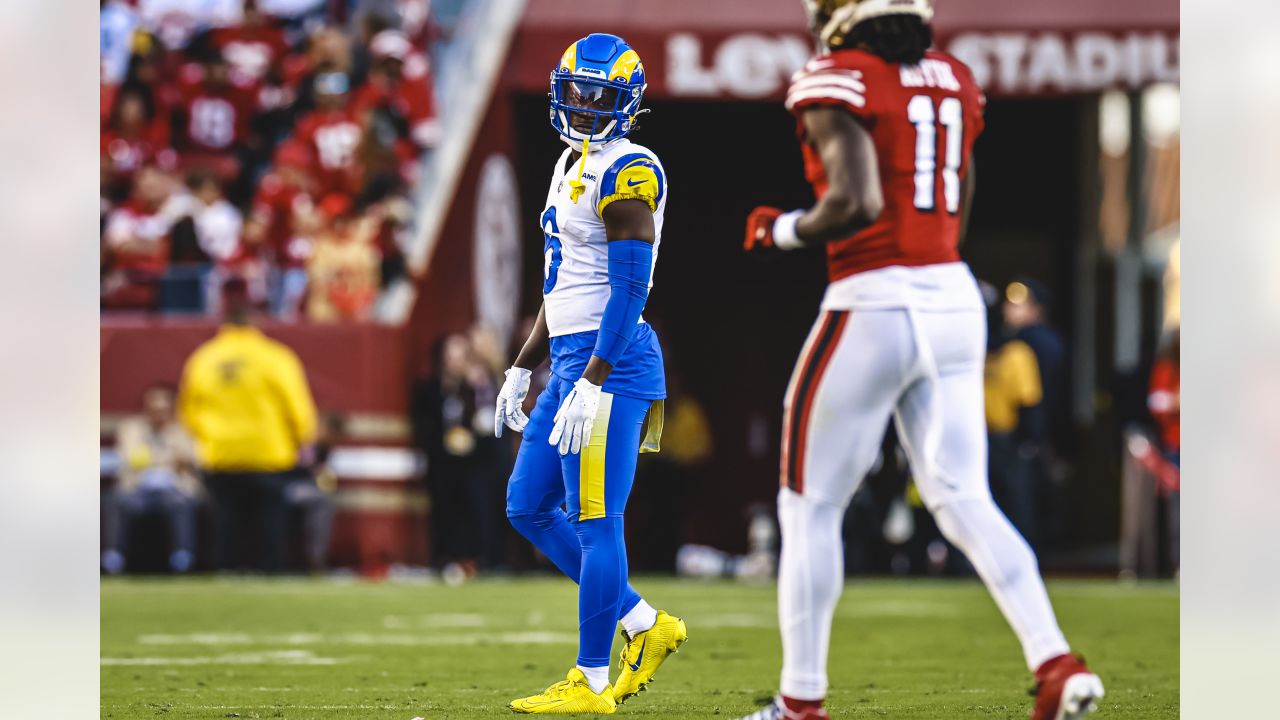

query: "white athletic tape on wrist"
left=772, top=210, right=806, bottom=251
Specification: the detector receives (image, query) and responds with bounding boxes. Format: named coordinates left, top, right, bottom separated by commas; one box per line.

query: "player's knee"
left=572, top=515, right=623, bottom=549
left=778, top=487, right=844, bottom=534
left=506, top=506, right=556, bottom=538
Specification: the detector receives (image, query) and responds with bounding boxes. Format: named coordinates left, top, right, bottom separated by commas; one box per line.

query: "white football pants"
left=777, top=306, right=1070, bottom=700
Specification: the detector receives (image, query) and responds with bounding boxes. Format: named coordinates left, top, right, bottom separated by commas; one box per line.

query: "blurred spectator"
left=285, top=413, right=342, bottom=572
left=138, top=0, right=243, bottom=52
left=305, top=194, right=380, bottom=322
left=175, top=171, right=243, bottom=264
left=1149, top=328, right=1180, bottom=571
left=1148, top=329, right=1180, bottom=464
left=1001, top=278, right=1065, bottom=450
left=102, top=384, right=202, bottom=574
left=172, top=47, right=262, bottom=196
left=355, top=30, right=440, bottom=154
left=247, top=140, right=321, bottom=317
left=630, top=375, right=712, bottom=572
left=102, top=165, right=180, bottom=309
left=282, top=26, right=353, bottom=119
left=178, top=278, right=318, bottom=571
left=103, top=1, right=441, bottom=323
left=209, top=0, right=289, bottom=84
left=294, top=72, right=365, bottom=196
left=412, top=333, right=499, bottom=575
left=102, top=0, right=142, bottom=86
left=102, top=86, right=177, bottom=203
left=984, top=317, right=1044, bottom=546
left=464, top=324, right=509, bottom=568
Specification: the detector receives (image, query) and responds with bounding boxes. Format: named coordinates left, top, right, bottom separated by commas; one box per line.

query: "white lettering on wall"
left=947, top=31, right=1180, bottom=95
left=667, top=32, right=811, bottom=98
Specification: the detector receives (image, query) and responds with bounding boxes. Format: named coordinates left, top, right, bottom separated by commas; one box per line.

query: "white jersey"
left=539, top=138, right=667, bottom=337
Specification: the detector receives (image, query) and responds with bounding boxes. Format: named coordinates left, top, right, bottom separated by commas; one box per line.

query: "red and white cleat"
left=1031, top=654, right=1105, bottom=720
left=737, top=697, right=830, bottom=720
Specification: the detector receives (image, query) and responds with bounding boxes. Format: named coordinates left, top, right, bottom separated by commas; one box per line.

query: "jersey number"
left=190, top=97, right=236, bottom=149
left=541, top=207, right=562, bottom=294
left=907, top=95, right=963, bottom=214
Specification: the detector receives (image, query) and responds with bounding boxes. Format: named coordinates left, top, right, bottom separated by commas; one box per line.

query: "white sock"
left=933, top=497, right=1071, bottom=670
left=777, top=488, right=844, bottom=701
left=576, top=664, right=610, bottom=694
left=620, top=598, right=658, bottom=638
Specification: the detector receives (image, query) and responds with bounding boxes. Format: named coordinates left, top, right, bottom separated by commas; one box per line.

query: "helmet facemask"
left=549, top=73, right=642, bottom=148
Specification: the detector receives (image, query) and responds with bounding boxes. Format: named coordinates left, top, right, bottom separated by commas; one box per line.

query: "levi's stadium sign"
left=661, top=30, right=1179, bottom=99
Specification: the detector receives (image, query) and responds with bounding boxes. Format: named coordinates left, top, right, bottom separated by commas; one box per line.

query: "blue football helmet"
left=549, top=33, right=647, bottom=148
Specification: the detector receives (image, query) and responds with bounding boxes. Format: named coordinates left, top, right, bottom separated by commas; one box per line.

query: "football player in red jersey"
left=740, top=2, right=1103, bottom=719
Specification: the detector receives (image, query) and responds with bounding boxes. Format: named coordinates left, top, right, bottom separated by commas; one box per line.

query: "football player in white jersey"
left=495, top=33, right=687, bottom=714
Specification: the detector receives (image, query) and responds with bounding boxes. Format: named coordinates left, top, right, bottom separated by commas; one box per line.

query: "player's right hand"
left=744, top=206, right=784, bottom=252
left=495, top=366, right=532, bottom=438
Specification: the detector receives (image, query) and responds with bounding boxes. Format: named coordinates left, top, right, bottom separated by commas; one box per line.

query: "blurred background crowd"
left=100, top=0, right=1180, bottom=583
left=100, top=0, right=465, bottom=320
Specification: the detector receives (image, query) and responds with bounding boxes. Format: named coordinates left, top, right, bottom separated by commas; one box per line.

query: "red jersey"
left=786, top=49, right=986, bottom=282
left=293, top=108, right=365, bottom=195
left=174, top=69, right=260, bottom=152
left=251, top=172, right=315, bottom=269
left=1148, top=357, right=1180, bottom=452
left=101, top=123, right=175, bottom=183
left=352, top=54, right=440, bottom=148
left=210, top=25, right=289, bottom=82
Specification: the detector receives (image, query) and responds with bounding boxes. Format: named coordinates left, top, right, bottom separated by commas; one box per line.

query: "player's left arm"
left=580, top=198, right=655, bottom=386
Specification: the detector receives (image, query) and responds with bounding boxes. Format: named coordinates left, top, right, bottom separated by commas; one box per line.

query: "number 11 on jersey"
left=908, top=95, right=963, bottom=214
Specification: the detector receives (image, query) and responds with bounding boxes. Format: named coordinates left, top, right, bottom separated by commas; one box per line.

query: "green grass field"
left=101, top=576, right=1177, bottom=719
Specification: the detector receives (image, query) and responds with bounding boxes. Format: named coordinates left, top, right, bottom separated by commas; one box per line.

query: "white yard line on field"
left=102, top=650, right=347, bottom=666
left=132, top=631, right=577, bottom=647
left=381, top=613, right=489, bottom=629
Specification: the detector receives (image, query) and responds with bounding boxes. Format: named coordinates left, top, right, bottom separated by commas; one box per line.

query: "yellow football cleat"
left=613, top=610, right=688, bottom=705
left=509, top=667, right=617, bottom=714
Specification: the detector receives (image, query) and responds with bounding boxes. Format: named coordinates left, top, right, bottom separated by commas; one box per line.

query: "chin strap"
left=568, top=135, right=591, bottom=204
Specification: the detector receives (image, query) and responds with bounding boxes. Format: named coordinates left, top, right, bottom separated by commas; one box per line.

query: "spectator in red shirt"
left=173, top=48, right=261, bottom=195
left=103, top=165, right=180, bottom=309
left=208, top=0, right=289, bottom=84
left=293, top=72, right=365, bottom=196
left=102, top=87, right=178, bottom=202
left=355, top=30, right=440, bottom=153
left=246, top=140, right=321, bottom=318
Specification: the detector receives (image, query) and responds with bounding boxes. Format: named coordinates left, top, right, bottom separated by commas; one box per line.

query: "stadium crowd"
left=100, top=0, right=447, bottom=320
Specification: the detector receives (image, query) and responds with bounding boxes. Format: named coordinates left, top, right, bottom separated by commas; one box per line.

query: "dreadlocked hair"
left=843, top=14, right=933, bottom=65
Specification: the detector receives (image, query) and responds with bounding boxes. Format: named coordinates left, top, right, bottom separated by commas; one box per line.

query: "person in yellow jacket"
left=983, top=335, right=1043, bottom=548
left=179, top=277, right=318, bottom=571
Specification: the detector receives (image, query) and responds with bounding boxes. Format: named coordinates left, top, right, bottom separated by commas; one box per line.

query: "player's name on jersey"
left=899, top=59, right=962, bottom=92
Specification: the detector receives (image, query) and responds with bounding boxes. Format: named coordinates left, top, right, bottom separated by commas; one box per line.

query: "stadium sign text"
left=662, top=31, right=1178, bottom=99
left=666, top=32, right=810, bottom=98
left=945, top=31, right=1180, bottom=95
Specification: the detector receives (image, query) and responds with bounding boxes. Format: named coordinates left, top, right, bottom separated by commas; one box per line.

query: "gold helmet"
left=802, top=0, right=935, bottom=49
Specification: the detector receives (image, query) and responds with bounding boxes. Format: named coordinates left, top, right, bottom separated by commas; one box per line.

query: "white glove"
left=494, top=367, right=532, bottom=437
left=548, top=377, right=602, bottom=456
